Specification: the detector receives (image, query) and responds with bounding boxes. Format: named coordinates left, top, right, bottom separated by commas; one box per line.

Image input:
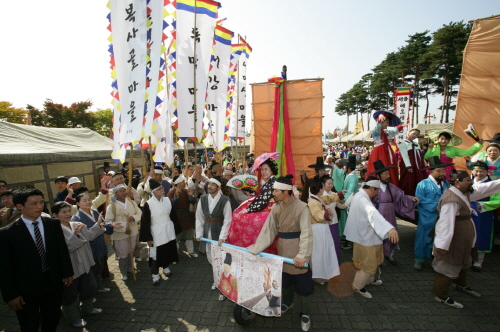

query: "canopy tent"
left=0, top=122, right=114, bottom=167
left=349, top=130, right=372, bottom=142
left=336, top=133, right=356, bottom=142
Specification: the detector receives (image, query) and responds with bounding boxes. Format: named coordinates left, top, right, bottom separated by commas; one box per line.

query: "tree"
left=93, top=108, right=113, bottom=137
left=424, top=21, right=471, bottom=123
left=0, top=101, right=29, bottom=124
left=398, top=31, right=431, bottom=126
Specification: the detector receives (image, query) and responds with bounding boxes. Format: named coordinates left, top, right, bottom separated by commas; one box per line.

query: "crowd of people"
left=1, top=110, right=500, bottom=331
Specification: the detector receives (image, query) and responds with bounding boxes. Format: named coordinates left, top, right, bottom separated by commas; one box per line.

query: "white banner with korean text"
left=110, top=0, right=148, bottom=145
left=175, top=0, right=218, bottom=140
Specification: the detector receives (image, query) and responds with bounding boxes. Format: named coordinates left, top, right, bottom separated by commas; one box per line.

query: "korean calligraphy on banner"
left=110, top=0, right=148, bottom=146
left=206, top=26, right=233, bottom=151
left=225, top=44, right=245, bottom=140
left=236, top=37, right=252, bottom=139
left=393, top=85, right=412, bottom=145
left=175, top=0, right=219, bottom=140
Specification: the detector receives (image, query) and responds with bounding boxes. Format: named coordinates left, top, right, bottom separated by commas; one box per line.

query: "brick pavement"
left=1, top=220, right=500, bottom=332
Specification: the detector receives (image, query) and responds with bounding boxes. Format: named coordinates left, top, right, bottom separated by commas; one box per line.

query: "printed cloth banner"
left=175, top=0, right=219, bottom=140
left=110, top=0, right=149, bottom=145
left=235, top=38, right=252, bottom=139
left=144, top=0, right=168, bottom=141
left=225, top=44, right=246, bottom=140
left=211, top=244, right=283, bottom=317
left=394, top=85, right=412, bottom=144
left=205, top=25, right=233, bottom=151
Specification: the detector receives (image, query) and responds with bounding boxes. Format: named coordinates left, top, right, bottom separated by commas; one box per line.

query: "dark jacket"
left=0, top=217, right=73, bottom=302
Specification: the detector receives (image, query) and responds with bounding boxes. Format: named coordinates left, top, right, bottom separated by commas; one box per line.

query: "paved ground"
left=1, top=220, right=500, bottom=332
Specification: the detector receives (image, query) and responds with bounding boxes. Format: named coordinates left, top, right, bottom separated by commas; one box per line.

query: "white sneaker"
left=211, top=285, right=217, bottom=290
left=301, top=314, right=311, bottom=331
left=368, top=279, right=383, bottom=286
left=189, top=252, right=199, bottom=258
left=163, top=267, right=172, bottom=276
left=353, top=287, right=372, bottom=299
left=434, top=296, right=463, bottom=309
left=218, top=293, right=225, bottom=301
left=152, top=274, right=160, bottom=285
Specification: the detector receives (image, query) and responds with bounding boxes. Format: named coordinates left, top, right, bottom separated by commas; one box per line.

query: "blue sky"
left=1, top=0, right=498, bottom=133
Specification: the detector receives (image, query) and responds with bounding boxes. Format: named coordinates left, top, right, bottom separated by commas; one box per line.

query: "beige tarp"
left=251, top=79, right=323, bottom=186
left=0, top=122, right=114, bottom=166
left=454, top=15, right=500, bottom=170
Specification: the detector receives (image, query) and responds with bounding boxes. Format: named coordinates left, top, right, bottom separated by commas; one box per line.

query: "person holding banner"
left=167, top=175, right=198, bottom=258
left=344, top=177, right=399, bottom=299
left=247, top=175, right=314, bottom=332
left=365, top=110, right=403, bottom=186
left=195, top=178, right=232, bottom=300
left=105, top=184, right=142, bottom=281
left=140, top=179, right=180, bottom=284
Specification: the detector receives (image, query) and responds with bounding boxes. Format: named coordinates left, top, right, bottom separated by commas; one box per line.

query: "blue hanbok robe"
left=414, top=177, right=449, bottom=260
left=471, top=177, right=500, bottom=252
left=338, top=171, right=359, bottom=237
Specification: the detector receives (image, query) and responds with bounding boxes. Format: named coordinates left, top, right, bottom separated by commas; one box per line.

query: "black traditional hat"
left=339, top=155, right=357, bottom=170
left=488, top=132, right=500, bottom=144
left=368, top=160, right=395, bottom=176
left=148, top=178, right=161, bottom=192
left=99, top=161, right=111, bottom=169
left=470, top=160, right=489, bottom=170
left=421, top=156, right=455, bottom=171
left=307, top=156, right=333, bottom=169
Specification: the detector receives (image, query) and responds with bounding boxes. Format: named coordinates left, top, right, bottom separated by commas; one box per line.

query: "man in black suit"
left=0, top=187, right=73, bottom=332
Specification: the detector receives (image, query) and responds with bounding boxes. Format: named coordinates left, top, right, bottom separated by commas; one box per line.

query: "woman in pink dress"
left=226, top=153, right=280, bottom=254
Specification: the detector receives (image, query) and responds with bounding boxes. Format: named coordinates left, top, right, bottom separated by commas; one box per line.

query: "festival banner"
left=205, top=25, right=233, bottom=151
left=236, top=37, right=252, bottom=139
left=175, top=0, right=219, bottom=140
left=353, top=118, right=363, bottom=135
left=393, top=84, right=412, bottom=145
left=340, top=123, right=348, bottom=136
left=109, top=0, right=148, bottom=146
left=211, top=244, right=283, bottom=317
left=143, top=0, right=168, bottom=141
left=225, top=44, right=246, bottom=140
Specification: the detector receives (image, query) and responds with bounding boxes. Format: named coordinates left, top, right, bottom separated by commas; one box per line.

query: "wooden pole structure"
left=127, top=144, right=136, bottom=281
left=193, top=0, right=198, bottom=140
left=141, top=143, right=147, bottom=179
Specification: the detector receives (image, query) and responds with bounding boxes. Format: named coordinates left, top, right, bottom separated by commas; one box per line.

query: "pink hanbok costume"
left=226, top=153, right=281, bottom=255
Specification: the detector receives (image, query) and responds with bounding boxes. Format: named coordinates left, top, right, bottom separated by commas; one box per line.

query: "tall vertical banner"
left=225, top=44, right=245, bottom=140
left=175, top=0, right=219, bottom=140
left=205, top=25, right=233, bottom=151
left=236, top=37, right=252, bottom=139
left=393, top=85, right=412, bottom=145
left=110, top=0, right=149, bottom=146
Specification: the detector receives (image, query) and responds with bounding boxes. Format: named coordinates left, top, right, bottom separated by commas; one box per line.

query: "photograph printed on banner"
left=211, top=244, right=283, bottom=316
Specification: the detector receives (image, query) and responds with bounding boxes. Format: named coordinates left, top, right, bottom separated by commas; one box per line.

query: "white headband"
left=273, top=182, right=293, bottom=190
left=208, top=178, right=221, bottom=187
left=154, top=169, right=163, bottom=174
left=362, top=180, right=381, bottom=188
left=113, top=184, right=127, bottom=193
left=173, top=175, right=186, bottom=185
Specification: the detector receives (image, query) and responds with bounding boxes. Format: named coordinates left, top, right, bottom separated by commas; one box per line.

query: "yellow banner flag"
left=353, top=118, right=363, bottom=134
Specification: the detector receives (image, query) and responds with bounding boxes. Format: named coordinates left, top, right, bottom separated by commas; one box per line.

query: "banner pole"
left=200, top=237, right=308, bottom=267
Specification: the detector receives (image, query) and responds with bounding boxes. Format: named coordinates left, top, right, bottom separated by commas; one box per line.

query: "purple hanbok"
left=372, top=183, right=415, bottom=257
